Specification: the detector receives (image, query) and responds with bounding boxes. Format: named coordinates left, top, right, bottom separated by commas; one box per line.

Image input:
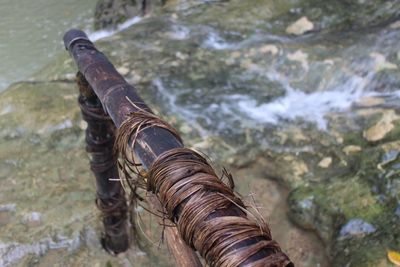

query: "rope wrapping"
left=114, top=107, right=294, bottom=267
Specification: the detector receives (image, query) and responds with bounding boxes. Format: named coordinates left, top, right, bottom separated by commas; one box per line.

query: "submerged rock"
left=0, top=81, right=173, bottom=267
left=318, top=157, right=332, bottom=168
left=286, top=16, right=314, bottom=35
left=5, top=0, right=400, bottom=266
left=339, top=219, right=376, bottom=238
left=94, top=0, right=138, bottom=30
left=363, top=110, right=399, bottom=142
left=343, top=145, right=362, bottom=155
left=364, top=122, right=394, bottom=142
left=380, top=150, right=399, bottom=167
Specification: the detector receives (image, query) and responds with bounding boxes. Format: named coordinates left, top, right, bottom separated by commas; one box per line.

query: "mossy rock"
left=94, top=0, right=138, bottom=30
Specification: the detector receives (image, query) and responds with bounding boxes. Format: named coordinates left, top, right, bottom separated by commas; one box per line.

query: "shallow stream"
left=1, top=0, right=400, bottom=266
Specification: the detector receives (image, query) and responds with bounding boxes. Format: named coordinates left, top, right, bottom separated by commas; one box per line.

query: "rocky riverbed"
left=1, top=0, right=400, bottom=266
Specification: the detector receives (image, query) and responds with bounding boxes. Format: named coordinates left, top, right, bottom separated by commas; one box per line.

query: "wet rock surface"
left=2, top=0, right=400, bottom=266
left=339, top=219, right=377, bottom=238
left=94, top=0, right=138, bottom=30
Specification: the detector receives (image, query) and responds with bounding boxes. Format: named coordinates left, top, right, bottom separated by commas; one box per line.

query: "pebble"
left=318, top=157, right=332, bottom=168
left=286, top=17, right=314, bottom=35
left=364, top=121, right=394, bottom=142
left=343, top=145, right=362, bottom=155
left=339, top=219, right=376, bottom=238
left=117, top=66, right=130, bottom=76
left=363, top=110, right=398, bottom=142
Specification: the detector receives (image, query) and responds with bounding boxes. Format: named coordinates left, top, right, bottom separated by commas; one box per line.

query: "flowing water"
left=0, top=0, right=98, bottom=91
left=1, top=0, right=400, bottom=266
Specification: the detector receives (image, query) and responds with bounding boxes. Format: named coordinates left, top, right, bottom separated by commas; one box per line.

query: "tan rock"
left=343, top=145, right=362, bottom=155
left=117, top=66, right=129, bottom=76
left=286, top=17, right=314, bottom=35
left=318, top=157, right=332, bottom=168
left=259, top=45, right=279, bottom=55
left=363, top=121, right=394, bottom=142
left=363, top=110, right=399, bottom=142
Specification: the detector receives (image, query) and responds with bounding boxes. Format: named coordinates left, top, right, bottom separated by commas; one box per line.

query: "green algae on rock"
left=0, top=82, right=174, bottom=267
left=3, top=0, right=400, bottom=265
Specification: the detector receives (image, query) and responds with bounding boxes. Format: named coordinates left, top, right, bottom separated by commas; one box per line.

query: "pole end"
left=63, top=29, right=91, bottom=51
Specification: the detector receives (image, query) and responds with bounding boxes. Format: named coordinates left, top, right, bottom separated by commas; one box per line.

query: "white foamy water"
left=234, top=73, right=373, bottom=129
left=203, top=31, right=236, bottom=50
left=236, top=88, right=364, bottom=130
left=154, top=23, right=400, bottom=131
left=87, top=16, right=142, bottom=42
left=155, top=65, right=399, bottom=131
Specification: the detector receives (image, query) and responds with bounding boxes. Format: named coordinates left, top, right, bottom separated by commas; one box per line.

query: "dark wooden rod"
left=65, top=29, right=202, bottom=267
left=64, top=29, right=181, bottom=169
left=76, top=72, right=129, bottom=254
left=64, top=29, right=292, bottom=267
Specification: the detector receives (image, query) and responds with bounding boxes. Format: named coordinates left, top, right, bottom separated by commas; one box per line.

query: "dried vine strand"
left=113, top=102, right=293, bottom=266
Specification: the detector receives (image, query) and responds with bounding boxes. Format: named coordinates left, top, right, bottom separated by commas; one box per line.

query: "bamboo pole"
left=76, top=72, right=129, bottom=254
left=64, top=29, right=293, bottom=267
left=70, top=31, right=202, bottom=267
